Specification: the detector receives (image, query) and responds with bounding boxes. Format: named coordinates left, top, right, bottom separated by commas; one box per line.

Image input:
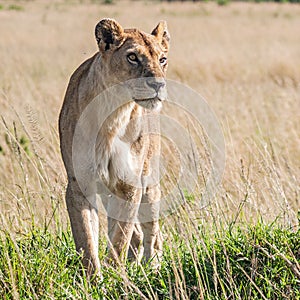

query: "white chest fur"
left=96, top=102, right=147, bottom=189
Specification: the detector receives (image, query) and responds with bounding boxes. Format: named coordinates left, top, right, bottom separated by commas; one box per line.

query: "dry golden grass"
left=0, top=1, right=299, bottom=232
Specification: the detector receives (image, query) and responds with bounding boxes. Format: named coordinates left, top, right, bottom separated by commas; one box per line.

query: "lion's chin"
left=133, top=97, right=163, bottom=111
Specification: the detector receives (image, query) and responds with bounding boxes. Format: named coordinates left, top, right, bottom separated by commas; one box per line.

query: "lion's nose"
left=146, top=78, right=165, bottom=92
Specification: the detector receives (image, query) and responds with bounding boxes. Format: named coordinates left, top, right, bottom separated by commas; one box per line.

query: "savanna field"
left=0, top=1, right=299, bottom=299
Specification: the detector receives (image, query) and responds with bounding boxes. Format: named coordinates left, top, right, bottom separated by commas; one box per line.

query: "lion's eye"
left=127, top=53, right=138, bottom=64
left=159, top=57, right=167, bottom=65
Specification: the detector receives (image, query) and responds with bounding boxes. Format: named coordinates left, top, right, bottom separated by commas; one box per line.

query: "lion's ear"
left=95, top=19, right=124, bottom=52
left=151, top=21, right=170, bottom=51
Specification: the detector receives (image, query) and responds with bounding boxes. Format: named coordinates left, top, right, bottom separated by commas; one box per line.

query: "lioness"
left=59, top=19, right=170, bottom=277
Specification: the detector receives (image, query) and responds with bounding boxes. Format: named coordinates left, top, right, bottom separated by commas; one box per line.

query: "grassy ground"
left=1, top=219, right=299, bottom=299
left=0, top=1, right=299, bottom=299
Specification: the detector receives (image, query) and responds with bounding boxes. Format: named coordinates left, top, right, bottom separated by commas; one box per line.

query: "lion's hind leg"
left=127, top=223, right=144, bottom=262
left=66, top=180, right=100, bottom=278
left=140, top=185, right=163, bottom=267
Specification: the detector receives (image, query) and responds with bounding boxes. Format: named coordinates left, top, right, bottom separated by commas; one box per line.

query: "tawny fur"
left=59, top=19, right=170, bottom=277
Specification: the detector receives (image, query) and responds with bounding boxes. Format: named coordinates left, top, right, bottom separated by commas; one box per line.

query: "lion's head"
left=95, top=19, right=170, bottom=110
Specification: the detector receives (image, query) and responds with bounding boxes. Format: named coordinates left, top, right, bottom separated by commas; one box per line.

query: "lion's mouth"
left=133, top=96, right=163, bottom=110
left=133, top=96, right=161, bottom=103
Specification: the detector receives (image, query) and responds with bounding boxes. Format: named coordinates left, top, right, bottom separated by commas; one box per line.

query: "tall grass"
left=1, top=216, right=299, bottom=299
left=0, top=1, right=299, bottom=298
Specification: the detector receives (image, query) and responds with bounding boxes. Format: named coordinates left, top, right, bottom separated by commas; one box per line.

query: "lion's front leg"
left=66, top=181, right=100, bottom=278
left=106, top=185, right=142, bottom=263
